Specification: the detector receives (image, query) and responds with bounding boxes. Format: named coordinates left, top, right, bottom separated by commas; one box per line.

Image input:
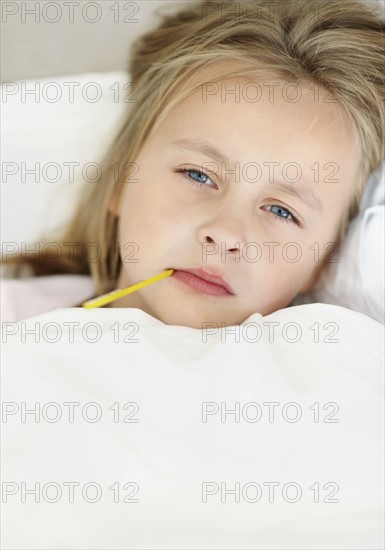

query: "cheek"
left=118, top=182, right=178, bottom=246
left=261, top=246, right=317, bottom=294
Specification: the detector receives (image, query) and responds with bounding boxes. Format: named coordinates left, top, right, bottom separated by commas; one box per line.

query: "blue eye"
left=175, top=167, right=216, bottom=189
left=265, top=204, right=300, bottom=226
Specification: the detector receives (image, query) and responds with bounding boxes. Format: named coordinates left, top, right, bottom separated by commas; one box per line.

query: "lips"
left=168, top=267, right=234, bottom=296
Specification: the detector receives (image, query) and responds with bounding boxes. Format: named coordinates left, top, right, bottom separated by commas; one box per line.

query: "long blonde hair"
left=4, top=0, right=385, bottom=295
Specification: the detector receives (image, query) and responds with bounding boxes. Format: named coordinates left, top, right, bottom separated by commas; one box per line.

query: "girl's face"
left=110, top=66, right=360, bottom=328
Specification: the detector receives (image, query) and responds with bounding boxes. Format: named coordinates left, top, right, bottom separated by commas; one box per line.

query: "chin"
left=158, top=309, right=244, bottom=329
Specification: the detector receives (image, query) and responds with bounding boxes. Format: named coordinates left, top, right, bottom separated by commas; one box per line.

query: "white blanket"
left=1, top=304, right=384, bottom=549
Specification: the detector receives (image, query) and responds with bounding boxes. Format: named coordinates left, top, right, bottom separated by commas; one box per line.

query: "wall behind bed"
left=1, top=0, right=183, bottom=82
left=2, top=0, right=383, bottom=82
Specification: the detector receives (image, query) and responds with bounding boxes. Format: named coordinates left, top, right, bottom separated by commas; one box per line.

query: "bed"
left=2, top=302, right=384, bottom=549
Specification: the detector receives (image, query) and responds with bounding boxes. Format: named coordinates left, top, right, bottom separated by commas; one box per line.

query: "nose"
left=202, top=235, right=239, bottom=253
left=196, top=202, right=247, bottom=255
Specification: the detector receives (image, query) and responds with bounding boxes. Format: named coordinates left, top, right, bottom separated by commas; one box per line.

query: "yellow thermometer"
left=82, top=269, right=174, bottom=309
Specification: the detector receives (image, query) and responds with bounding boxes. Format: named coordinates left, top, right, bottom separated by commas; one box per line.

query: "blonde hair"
left=4, top=0, right=385, bottom=295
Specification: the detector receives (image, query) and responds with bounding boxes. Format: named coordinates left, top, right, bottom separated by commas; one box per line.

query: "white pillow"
left=1, top=71, right=128, bottom=244
left=1, top=72, right=384, bottom=322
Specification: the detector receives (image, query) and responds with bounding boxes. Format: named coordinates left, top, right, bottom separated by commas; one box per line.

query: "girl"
left=2, top=0, right=385, bottom=328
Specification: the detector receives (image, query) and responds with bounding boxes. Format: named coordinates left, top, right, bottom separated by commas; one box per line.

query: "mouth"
left=166, top=268, right=234, bottom=297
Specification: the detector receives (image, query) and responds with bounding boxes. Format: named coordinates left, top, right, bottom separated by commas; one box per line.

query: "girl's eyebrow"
left=172, top=138, right=324, bottom=213
left=267, top=180, right=324, bottom=213
left=173, top=138, right=232, bottom=166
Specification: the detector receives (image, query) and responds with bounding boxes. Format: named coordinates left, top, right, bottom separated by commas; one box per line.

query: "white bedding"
left=1, top=303, right=384, bottom=549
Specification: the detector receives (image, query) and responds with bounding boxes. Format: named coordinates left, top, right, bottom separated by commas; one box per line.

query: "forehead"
left=148, top=60, right=361, bottom=197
